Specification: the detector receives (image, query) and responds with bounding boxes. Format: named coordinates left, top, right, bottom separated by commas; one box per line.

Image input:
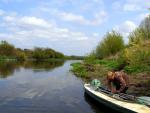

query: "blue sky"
left=0, top=0, right=149, bottom=55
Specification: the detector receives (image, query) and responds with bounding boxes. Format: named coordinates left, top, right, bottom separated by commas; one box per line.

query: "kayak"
left=84, top=84, right=150, bottom=113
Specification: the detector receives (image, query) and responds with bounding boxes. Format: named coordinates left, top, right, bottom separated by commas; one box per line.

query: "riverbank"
left=71, top=59, right=150, bottom=96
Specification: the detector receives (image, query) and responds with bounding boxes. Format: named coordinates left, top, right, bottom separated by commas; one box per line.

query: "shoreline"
left=71, top=60, right=150, bottom=96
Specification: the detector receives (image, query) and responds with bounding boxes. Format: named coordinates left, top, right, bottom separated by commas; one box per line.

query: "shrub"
left=0, top=41, right=16, bottom=56
left=16, top=51, right=27, bottom=61
left=95, top=31, right=125, bottom=59
left=129, top=15, right=150, bottom=45
left=122, top=40, right=150, bottom=73
left=84, top=52, right=97, bottom=64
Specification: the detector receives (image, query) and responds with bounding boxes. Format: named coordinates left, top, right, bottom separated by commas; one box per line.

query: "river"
left=0, top=60, right=111, bottom=113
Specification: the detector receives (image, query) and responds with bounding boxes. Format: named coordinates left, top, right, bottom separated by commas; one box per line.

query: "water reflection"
left=84, top=93, right=120, bottom=113
left=0, top=60, right=65, bottom=78
left=0, top=60, right=108, bottom=113
left=0, top=61, right=22, bottom=78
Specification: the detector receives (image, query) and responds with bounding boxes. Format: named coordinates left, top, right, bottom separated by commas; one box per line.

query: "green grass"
left=71, top=62, right=87, bottom=77
left=71, top=59, right=150, bottom=79
left=71, top=59, right=119, bottom=78
left=124, top=65, right=150, bottom=73
left=0, top=55, right=16, bottom=61
left=95, top=59, right=119, bottom=69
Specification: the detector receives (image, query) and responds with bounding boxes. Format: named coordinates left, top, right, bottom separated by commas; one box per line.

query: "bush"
left=124, top=40, right=150, bottom=65
left=118, top=15, right=150, bottom=73
left=122, top=40, right=150, bottom=73
left=129, top=15, right=150, bottom=45
left=16, top=51, right=27, bottom=61
left=0, top=41, right=16, bottom=56
left=95, top=31, right=125, bottom=59
left=84, top=52, right=97, bottom=64
left=32, top=47, right=64, bottom=60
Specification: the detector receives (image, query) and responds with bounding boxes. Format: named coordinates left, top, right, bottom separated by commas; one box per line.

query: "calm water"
left=0, top=60, right=109, bottom=113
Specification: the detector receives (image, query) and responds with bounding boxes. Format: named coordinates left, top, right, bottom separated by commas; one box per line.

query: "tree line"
left=0, top=41, right=65, bottom=61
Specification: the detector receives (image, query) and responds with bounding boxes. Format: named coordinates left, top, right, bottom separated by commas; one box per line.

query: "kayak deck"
left=84, top=84, right=150, bottom=113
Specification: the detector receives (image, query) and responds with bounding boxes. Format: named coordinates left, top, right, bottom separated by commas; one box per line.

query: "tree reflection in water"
left=0, top=60, right=65, bottom=78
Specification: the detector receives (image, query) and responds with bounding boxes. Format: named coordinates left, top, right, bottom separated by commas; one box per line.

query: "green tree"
left=0, top=41, right=16, bottom=57
left=129, top=15, right=150, bottom=45
left=16, top=48, right=27, bottom=61
left=95, top=31, right=125, bottom=59
left=123, top=15, right=150, bottom=73
left=32, top=47, right=64, bottom=60
left=32, top=47, right=45, bottom=59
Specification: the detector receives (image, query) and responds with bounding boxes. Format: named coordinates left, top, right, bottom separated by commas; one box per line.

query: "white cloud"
left=19, top=16, right=51, bottom=28
left=0, top=9, right=5, bottom=16
left=3, top=15, right=53, bottom=30
left=93, top=33, right=99, bottom=37
left=112, top=0, right=150, bottom=12
left=0, top=14, right=98, bottom=55
left=114, top=21, right=137, bottom=42
left=123, top=4, right=141, bottom=11
left=91, top=11, right=107, bottom=25
left=3, top=16, right=15, bottom=22
left=56, top=10, right=107, bottom=26
left=58, top=12, right=87, bottom=24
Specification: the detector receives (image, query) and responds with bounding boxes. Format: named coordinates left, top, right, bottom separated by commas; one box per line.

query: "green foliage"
left=129, top=15, right=150, bottom=45
left=84, top=52, right=96, bottom=64
left=0, top=41, right=64, bottom=60
left=122, top=40, right=150, bottom=73
left=65, top=55, right=84, bottom=60
left=121, top=15, right=150, bottom=73
left=124, top=65, right=150, bottom=73
left=32, top=47, right=64, bottom=60
left=0, top=41, right=16, bottom=57
left=123, top=16, right=150, bottom=73
left=125, top=41, right=150, bottom=65
left=33, top=48, right=47, bottom=59
left=54, top=51, right=64, bottom=58
left=16, top=51, right=27, bottom=61
left=95, top=31, right=125, bottom=59
left=71, top=62, right=87, bottom=77
left=95, top=59, right=119, bottom=70
left=24, top=49, right=33, bottom=59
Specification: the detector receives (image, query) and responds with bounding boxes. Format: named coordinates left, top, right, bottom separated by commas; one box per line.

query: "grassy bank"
left=71, top=15, right=150, bottom=96
left=71, top=59, right=150, bottom=96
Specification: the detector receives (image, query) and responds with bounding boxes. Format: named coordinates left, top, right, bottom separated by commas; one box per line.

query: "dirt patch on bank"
left=81, top=64, right=150, bottom=96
